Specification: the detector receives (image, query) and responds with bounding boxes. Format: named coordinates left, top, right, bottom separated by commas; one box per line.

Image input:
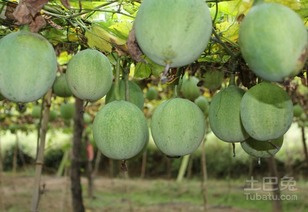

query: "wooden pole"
left=31, top=89, right=52, bottom=212
left=70, top=98, right=85, bottom=212
left=268, top=157, right=282, bottom=212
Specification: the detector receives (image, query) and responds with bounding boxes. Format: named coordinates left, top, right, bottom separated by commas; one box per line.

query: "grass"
left=82, top=176, right=308, bottom=212
left=1, top=172, right=308, bottom=212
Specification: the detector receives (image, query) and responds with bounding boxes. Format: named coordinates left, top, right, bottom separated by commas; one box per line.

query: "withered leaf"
left=4, top=2, right=17, bottom=21
left=29, top=15, right=46, bottom=33
left=24, top=0, right=49, bottom=16
left=12, top=0, right=49, bottom=32
left=13, top=2, right=32, bottom=24
left=127, top=27, right=144, bottom=62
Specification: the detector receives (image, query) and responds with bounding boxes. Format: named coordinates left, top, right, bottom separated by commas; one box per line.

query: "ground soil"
left=0, top=173, right=258, bottom=212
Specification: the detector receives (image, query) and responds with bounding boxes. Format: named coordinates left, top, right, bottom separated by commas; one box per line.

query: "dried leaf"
left=25, top=0, right=49, bottom=16
left=127, top=27, right=144, bottom=62
left=4, top=2, right=17, bottom=21
left=13, top=2, right=32, bottom=24
left=29, top=15, right=46, bottom=33
left=13, top=0, right=49, bottom=32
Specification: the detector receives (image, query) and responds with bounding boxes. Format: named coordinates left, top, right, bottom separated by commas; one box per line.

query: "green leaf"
left=134, top=58, right=165, bottom=78
left=134, top=62, right=152, bottom=78
left=57, top=51, right=73, bottom=65
left=85, top=24, right=127, bottom=52
left=85, top=25, right=113, bottom=52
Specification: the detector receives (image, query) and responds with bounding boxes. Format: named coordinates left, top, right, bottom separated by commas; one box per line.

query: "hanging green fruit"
left=209, top=85, right=249, bottom=142
left=194, top=96, right=209, bottom=116
left=180, top=76, right=200, bottom=101
left=151, top=98, right=206, bottom=157
left=66, top=49, right=113, bottom=102
left=60, top=103, right=75, bottom=120
left=134, top=0, right=212, bottom=68
left=240, top=82, right=293, bottom=141
left=241, top=136, right=284, bottom=158
left=52, top=73, right=72, bottom=98
left=93, top=100, right=149, bottom=160
left=239, top=2, right=308, bottom=82
left=203, top=70, right=224, bottom=91
left=0, top=28, right=57, bottom=102
left=146, top=87, right=158, bottom=101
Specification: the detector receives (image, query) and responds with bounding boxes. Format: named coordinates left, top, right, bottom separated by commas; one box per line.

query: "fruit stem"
left=173, top=68, right=184, bottom=98
left=114, top=56, right=121, bottom=101
left=229, top=72, right=236, bottom=86
left=123, top=66, right=130, bottom=102
left=232, top=143, right=236, bottom=157
left=20, top=24, right=30, bottom=32
left=161, top=63, right=170, bottom=84
left=173, top=85, right=179, bottom=98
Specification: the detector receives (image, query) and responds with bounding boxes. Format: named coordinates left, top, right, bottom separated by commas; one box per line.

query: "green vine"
left=122, top=61, right=130, bottom=102
left=229, top=72, right=236, bottom=86
left=114, top=55, right=121, bottom=101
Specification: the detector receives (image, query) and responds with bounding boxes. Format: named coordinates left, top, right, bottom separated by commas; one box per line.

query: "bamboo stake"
left=268, top=157, right=282, bottom=212
left=70, top=97, right=85, bottom=212
left=176, top=154, right=190, bottom=182
left=201, top=137, right=208, bottom=212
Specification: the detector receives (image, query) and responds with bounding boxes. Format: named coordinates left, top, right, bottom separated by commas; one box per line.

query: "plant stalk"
left=114, top=56, right=121, bottom=101
left=31, top=89, right=52, bottom=212
left=176, top=154, right=190, bottom=182
left=70, top=97, right=86, bottom=212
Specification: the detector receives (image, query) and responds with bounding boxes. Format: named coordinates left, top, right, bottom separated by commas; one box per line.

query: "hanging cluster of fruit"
left=239, top=1, right=307, bottom=82
left=0, top=0, right=307, bottom=162
left=132, top=0, right=213, bottom=158
left=209, top=0, right=307, bottom=159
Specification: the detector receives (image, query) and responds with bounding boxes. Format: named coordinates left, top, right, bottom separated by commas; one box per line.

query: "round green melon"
left=83, top=112, right=92, bottom=125
left=66, top=49, right=113, bottom=102
left=134, top=0, right=212, bottom=68
left=32, top=105, right=42, bottom=118
left=105, top=80, right=144, bottom=110
left=180, top=76, right=200, bottom=101
left=32, top=105, right=57, bottom=121
left=146, top=87, right=158, bottom=101
left=293, top=104, right=304, bottom=118
left=49, top=110, right=58, bottom=122
left=209, top=85, right=249, bottom=143
left=0, top=29, right=57, bottom=103
left=241, top=136, right=283, bottom=158
left=194, top=96, right=209, bottom=116
left=52, top=74, right=72, bottom=97
left=60, top=103, right=75, bottom=120
left=239, top=2, right=308, bottom=82
left=203, top=70, right=224, bottom=91
left=93, top=100, right=149, bottom=160
left=150, top=98, right=206, bottom=157
left=240, top=82, right=293, bottom=141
